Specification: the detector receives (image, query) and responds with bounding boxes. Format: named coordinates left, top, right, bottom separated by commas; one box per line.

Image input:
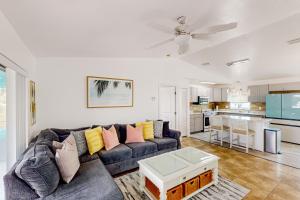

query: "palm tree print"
left=113, top=81, right=120, bottom=88
left=94, top=80, right=109, bottom=97
left=125, top=82, right=131, bottom=89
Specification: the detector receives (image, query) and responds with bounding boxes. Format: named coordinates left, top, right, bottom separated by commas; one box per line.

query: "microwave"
left=193, top=96, right=209, bottom=105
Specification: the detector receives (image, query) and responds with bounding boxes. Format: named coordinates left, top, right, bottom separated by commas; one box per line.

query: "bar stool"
left=209, top=115, right=230, bottom=146
left=230, top=119, right=256, bottom=153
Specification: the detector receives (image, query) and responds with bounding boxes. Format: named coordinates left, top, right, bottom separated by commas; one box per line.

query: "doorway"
left=159, top=86, right=176, bottom=129
left=0, top=67, right=6, bottom=199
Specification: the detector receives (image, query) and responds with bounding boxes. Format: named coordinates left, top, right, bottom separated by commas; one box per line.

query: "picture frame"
left=29, top=80, right=36, bottom=125
left=87, top=76, right=134, bottom=108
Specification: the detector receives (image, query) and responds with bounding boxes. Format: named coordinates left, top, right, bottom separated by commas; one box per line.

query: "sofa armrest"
left=166, top=129, right=181, bottom=149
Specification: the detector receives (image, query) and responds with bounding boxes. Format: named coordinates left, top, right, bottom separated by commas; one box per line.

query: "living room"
left=2, top=1, right=300, bottom=200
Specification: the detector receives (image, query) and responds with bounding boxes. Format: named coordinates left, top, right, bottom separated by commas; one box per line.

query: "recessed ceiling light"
left=287, top=37, right=300, bottom=45
left=166, top=54, right=171, bottom=57
left=226, top=58, right=250, bottom=67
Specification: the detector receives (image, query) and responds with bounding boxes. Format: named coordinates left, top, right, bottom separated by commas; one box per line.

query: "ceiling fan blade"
left=147, top=22, right=174, bottom=35
left=178, top=43, right=189, bottom=55
left=208, top=22, right=238, bottom=34
left=188, top=16, right=209, bottom=32
left=146, top=38, right=174, bottom=49
left=191, top=33, right=210, bottom=40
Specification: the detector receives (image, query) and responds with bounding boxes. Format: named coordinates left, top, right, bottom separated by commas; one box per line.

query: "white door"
left=179, top=88, right=188, bottom=136
left=159, top=86, right=176, bottom=129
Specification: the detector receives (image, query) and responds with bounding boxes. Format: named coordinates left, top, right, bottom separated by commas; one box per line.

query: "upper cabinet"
left=269, top=82, right=300, bottom=92
left=189, top=86, right=213, bottom=102
left=213, top=88, right=222, bottom=102
left=221, top=88, right=229, bottom=102
left=248, top=85, right=269, bottom=102
left=190, top=87, right=198, bottom=102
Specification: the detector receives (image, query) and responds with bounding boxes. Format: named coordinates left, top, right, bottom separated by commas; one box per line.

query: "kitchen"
left=189, top=82, right=300, bottom=167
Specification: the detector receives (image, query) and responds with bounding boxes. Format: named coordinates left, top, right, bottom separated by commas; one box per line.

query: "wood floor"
left=182, top=137, right=300, bottom=200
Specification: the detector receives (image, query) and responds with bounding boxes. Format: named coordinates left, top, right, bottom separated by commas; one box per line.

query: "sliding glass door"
left=0, top=67, right=6, bottom=199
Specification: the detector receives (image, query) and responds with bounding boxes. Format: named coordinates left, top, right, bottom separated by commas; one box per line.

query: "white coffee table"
left=138, top=147, right=219, bottom=200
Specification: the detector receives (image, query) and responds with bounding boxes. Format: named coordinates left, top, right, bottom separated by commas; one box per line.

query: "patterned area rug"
left=114, top=171, right=249, bottom=200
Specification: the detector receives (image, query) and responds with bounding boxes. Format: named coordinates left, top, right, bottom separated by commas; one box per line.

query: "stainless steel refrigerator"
left=264, top=128, right=281, bottom=154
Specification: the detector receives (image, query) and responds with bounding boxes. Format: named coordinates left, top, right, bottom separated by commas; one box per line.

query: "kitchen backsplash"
left=190, top=102, right=266, bottom=112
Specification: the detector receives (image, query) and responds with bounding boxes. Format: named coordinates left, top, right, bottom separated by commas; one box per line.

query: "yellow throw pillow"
left=136, top=121, right=154, bottom=140
left=85, top=127, right=104, bottom=155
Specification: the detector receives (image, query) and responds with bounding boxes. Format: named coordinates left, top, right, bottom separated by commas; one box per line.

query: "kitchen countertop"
left=219, top=115, right=271, bottom=122
left=190, top=112, right=203, bottom=115
left=215, top=109, right=265, bottom=116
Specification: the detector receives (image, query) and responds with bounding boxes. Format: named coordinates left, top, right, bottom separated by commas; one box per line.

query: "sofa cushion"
left=102, top=126, right=120, bottom=151
left=55, top=134, right=80, bottom=183
left=79, top=153, right=99, bottom=164
left=36, top=129, right=59, bottom=150
left=148, top=138, right=177, bottom=151
left=162, top=121, right=170, bottom=137
left=71, top=130, right=88, bottom=156
left=153, top=120, right=164, bottom=138
left=99, top=144, right=132, bottom=165
left=136, top=121, right=154, bottom=140
left=43, top=159, right=123, bottom=200
left=15, top=144, right=60, bottom=197
left=125, top=125, right=144, bottom=143
left=115, top=123, right=136, bottom=144
left=51, top=127, right=91, bottom=142
left=85, top=127, right=104, bottom=155
left=126, top=141, right=157, bottom=158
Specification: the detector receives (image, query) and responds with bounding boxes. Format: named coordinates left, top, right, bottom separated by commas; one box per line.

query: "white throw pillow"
left=55, top=134, right=80, bottom=183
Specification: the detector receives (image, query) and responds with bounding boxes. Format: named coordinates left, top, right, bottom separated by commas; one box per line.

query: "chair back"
left=231, top=119, right=249, bottom=135
left=210, top=115, right=223, bottom=130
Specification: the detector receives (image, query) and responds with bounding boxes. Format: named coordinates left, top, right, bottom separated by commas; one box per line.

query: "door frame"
left=179, top=87, right=189, bottom=137
left=158, top=85, right=177, bottom=129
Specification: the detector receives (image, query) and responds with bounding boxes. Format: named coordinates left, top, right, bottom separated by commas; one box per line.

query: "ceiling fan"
left=147, top=16, right=238, bottom=55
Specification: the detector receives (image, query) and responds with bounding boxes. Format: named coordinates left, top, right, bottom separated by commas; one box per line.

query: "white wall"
left=0, top=10, right=36, bottom=77
left=36, top=57, right=226, bottom=131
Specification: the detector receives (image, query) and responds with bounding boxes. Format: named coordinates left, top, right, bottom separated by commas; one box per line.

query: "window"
left=230, top=102, right=250, bottom=110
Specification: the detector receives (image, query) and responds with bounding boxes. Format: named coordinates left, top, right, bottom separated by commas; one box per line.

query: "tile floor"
left=190, top=132, right=300, bottom=169
left=182, top=136, right=300, bottom=200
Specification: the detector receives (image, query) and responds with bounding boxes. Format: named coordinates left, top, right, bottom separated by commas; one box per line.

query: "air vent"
left=201, top=62, right=210, bottom=66
left=287, top=37, right=300, bottom=45
left=226, top=58, right=250, bottom=67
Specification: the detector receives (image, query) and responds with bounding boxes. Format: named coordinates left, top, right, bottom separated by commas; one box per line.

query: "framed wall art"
left=87, top=76, right=133, bottom=108
left=30, top=80, right=36, bottom=125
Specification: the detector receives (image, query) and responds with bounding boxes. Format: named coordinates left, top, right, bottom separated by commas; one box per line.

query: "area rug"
left=114, top=171, right=250, bottom=200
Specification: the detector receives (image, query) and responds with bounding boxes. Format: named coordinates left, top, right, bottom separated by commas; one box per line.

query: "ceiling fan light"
left=174, top=35, right=191, bottom=46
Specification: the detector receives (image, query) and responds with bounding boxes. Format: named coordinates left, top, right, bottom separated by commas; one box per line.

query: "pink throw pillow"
left=102, top=126, right=120, bottom=150
left=125, top=125, right=145, bottom=143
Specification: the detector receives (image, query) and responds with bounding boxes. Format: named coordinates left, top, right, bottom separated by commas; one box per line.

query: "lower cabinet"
left=190, top=114, right=203, bottom=133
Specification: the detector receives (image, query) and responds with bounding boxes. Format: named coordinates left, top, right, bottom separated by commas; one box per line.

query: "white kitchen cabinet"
left=258, top=85, right=269, bottom=102
left=190, top=87, right=198, bottom=102
left=213, top=88, right=222, bottom=102
left=270, top=119, right=300, bottom=144
left=221, top=88, right=228, bottom=102
left=248, top=85, right=269, bottom=102
left=190, top=114, right=203, bottom=133
left=269, top=82, right=300, bottom=92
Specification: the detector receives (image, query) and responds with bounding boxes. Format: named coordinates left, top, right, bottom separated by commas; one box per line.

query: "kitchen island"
left=218, top=115, right=271, bottom=151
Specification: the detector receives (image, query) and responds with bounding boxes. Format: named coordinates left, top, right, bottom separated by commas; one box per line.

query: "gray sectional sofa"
left=4, top=122, right=181, bottom=200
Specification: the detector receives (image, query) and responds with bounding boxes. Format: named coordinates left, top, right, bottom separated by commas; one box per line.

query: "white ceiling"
left=182, top=13, right=300, bottom=82
left=1, top=0, right=300, bottom=82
